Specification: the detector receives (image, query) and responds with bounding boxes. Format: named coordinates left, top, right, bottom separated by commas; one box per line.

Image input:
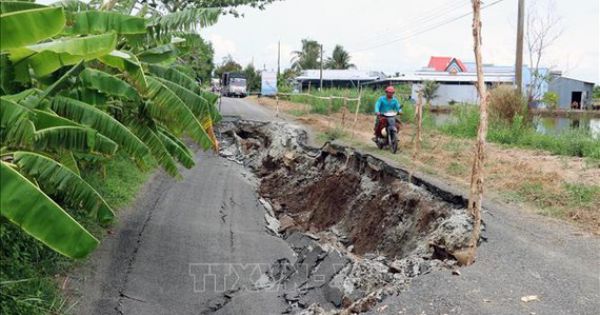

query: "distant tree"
left=325, top=45, right=355, bottom=70
left=176, top=34, right=215, bottom=84
left=542, top=91, right=559, bottom=110
left=291, top=39, right=321, bottom=71
left=243, top=63, right=261, bottom=92
left=421, top=80, right=439, bottom=106
left=593, top=86, right=600, bottom=99
left=526, top=0, right=562, bottom=101
left=214, top=55, right=242, bottom=78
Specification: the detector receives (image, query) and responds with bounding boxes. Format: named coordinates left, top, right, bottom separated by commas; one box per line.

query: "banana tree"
left=0, top=2, right=220, bottom=259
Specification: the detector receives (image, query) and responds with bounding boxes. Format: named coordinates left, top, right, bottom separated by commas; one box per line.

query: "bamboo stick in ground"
left=352, top=88, right=363, bottom=139
left=455, top=0, right=488, bottom=266
left=413, top=91, right=424, bottom=159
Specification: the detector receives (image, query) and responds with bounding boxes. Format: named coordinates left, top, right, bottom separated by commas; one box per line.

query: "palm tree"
left=421, top=80, right=440, bottom=106
left=291, top=39, right=321, bottom=71
left=326, top=45, right=355, bottom=70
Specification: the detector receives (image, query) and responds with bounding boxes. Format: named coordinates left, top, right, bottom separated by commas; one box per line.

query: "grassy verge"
left=0, top=155, right=155, bottom=314
left=439, top=105, right=600, bottom=159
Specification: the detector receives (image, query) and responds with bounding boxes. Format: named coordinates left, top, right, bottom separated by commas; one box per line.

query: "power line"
left=350, top=0, right=506, bottom=54
left=350, top=0, right=471, bottom=45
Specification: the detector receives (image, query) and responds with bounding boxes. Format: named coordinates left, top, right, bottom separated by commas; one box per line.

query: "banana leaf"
left=0, top=6, right=65, bottom=50
left=137, top=44, right=177, bottom=64
left=0, top=1, right=45, bottom=14
left=99, top=50, right=147, bottom=91
left=0, top=161, right=99, bottom=259
left=10, top=32, right=117, bottom=78
left=157, top=130, right=194, bottom=168
left=51, top=96, right=149, bottom=160
left=129, top=122, right=180, bottom=178
left=34, top=126, right=118, bottom=156
left=79, top=68, right=140, bottom=102
left=14, top=151, right=115, bottom=224
left=0, top=98, right=34, bottom=146
left=64, top=10, right=146, bottom=35
left=143, top=76, right=213, bottom=150
left=146, top=63, right=199, bottom=93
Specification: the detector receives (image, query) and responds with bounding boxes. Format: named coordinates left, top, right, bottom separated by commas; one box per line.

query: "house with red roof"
left=427, top=57, right=467, bottom=73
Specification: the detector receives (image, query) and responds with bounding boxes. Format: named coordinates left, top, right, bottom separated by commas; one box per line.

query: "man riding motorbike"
left=373, top=86, right=402, bottom=140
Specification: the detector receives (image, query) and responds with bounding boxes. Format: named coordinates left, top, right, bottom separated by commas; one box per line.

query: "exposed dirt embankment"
left=218, top=120, right=480, bottom=313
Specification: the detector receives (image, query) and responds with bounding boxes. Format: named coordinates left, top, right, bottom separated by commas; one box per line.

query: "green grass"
left=439, top=105, right=600, bottom=159
left=512, top=182, right=600, bottom=218
left=0, top=154, right=155, bottom=314
left=318, top=126, right=348, bottom=142
left=446, top=161, right=467, bottom=176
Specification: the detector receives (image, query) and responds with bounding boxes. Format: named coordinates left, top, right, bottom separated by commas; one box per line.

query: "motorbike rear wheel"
left=388, top=129, right=398, bottom=154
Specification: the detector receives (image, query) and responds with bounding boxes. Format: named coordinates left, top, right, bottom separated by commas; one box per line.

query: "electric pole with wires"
left=515, top=0, right=525, bottom=94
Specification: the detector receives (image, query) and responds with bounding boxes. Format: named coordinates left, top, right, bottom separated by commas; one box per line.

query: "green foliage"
left=243, top=63, right=261, bottom=92
left=421, top=80, right=439, bottom=104
left=440, top=105, right=600, bottom=159
left=291, top=39, right=321, bottom=71
left=1, top=0, right=221, bottom=300
left=175, top=33, right=215, bottom=84
left=543, top=91, right=559, bottom=110
left=0, top=6, right=65, bottom=50
left=593, top=86, right=600, bottom=99
left=214, top=55, right=242, bottom=78
left=325, top=45, right=354, bottom=70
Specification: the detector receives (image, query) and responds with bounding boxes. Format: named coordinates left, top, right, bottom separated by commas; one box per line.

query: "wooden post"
left=275, top=95, right=280, bottom=117
left=456, top=0, right=488, bottom=266
left=413, top=92, right=423, bottom=159
left=351, top=87, right=363, bottom=139
left=342, top=98, right=348, bottom=129
left=328, top=97, right=333, bottom=128
left=319, top=44, right=324, bottom=90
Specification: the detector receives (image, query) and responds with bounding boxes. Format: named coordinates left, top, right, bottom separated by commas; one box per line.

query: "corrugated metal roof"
left=387, top=71, right=514, bottom=83
left=296, top=69, right=383, bottom=81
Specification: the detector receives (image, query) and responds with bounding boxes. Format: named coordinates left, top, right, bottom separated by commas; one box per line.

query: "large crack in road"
left=218, top=120, right=482, bottom=314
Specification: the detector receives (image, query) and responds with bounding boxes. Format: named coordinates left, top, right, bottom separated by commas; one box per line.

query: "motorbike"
left=374, top=111, right=401, bottom=154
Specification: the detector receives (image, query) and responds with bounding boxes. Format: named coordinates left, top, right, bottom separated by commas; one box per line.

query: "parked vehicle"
left=374, top=111, right=401, bottom=154
left=221, top=72, right=247, bottom=97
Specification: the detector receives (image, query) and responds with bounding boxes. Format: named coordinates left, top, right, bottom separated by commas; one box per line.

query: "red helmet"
left=385, top=86, right=395, bottom=93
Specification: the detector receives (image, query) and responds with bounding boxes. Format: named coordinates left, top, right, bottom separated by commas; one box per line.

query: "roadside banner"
left=261, top=71, right=278, bottom=96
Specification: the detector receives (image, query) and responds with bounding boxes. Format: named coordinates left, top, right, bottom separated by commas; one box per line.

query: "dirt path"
left=251, top=96, right=600, bottom=233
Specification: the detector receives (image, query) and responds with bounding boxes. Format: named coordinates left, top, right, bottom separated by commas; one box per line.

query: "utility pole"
left=277, top=40, right=281, bottom=77
left=319, top=44, right=324, bottom=90
left=515, top=0, right=525, bottom=94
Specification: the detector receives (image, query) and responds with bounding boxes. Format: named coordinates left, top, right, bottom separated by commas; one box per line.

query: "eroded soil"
left=218, top=120, right=479, bottom=313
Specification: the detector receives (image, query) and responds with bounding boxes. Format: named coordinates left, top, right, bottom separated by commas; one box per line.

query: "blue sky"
left=200, top=0, right=599, bottom=83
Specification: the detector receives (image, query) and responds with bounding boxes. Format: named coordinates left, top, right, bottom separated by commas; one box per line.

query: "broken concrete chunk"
left=279, top=214, right=296, bottom=233
left=264, top=213, right=280, bottom=236
left=259, top=197, right=275, bottom=216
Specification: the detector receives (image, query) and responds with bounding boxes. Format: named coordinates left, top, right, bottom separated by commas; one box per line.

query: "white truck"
left=221, top=72, right=247, bottom=98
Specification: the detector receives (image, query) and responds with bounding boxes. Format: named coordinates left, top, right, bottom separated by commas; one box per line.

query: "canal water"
left=429, top=113, right=600, bottom=139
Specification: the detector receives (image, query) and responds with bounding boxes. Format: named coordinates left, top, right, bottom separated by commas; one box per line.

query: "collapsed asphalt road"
left=72, top=97, right=600, bottom=315
left=217, top=120, right=477, bottom=313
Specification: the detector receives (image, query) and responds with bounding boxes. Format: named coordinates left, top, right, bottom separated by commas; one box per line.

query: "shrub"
left=488, top=85, right=528, bottom=123
left=543, top=91, right=559, bottom=110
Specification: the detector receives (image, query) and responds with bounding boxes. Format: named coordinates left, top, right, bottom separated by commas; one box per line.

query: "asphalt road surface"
left=73, top=96, right=600, bottom=315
